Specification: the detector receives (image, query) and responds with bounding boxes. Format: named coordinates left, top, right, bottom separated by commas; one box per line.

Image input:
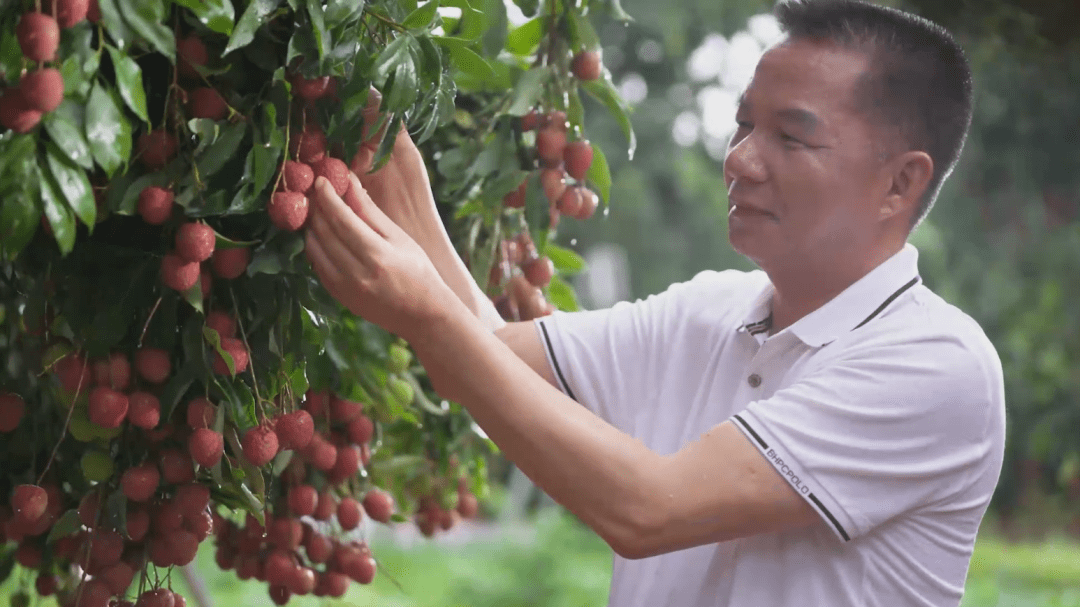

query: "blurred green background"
left=5, top=0, right=1080, bottom=604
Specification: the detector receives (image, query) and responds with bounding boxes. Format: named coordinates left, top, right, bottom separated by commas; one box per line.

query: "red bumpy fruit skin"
left=121, top=464, right=159, bottom=502
left=291, top=127, right=327, bottom=164
left=187, top=87, right=227, bottom=121
left=291, top=74, right=331, bottom=101
left=268, top=191, right=309, bottom=231
left=88, top=386, right=129, bottom=428
left=135, top=347, right=171, bottom=383
left=16, top=12, right=60, bottom=62
left=536, top=127, right=567, bottom=166
left=186, top=397, right=216, bottom=429
left=212, top=337, right=249, bottom=376
left=282, top=160, right=315, bottom=194
left=137, top=130, right=179, bottom=171
left=557, top=187, right=583, bottom=217
left=310, top=156, right=350, bottom=197
left=361, top=489, right=394, bottom=524
left=275, top=410, right=315, bottom=451
left=91, top=351, right=131, bottom=390
left=188, top=428, right=225, bottom=468
left=205, top=310, right=236, bottom=338
left=127, top=391, right=160, bottom=429
left=502, top=179, right=527, bottom=209
left=0, top=88, right=43, bottom=134
left=575, top=187, right=599, bottom=220
left=19, top=68, right=64, bottom=113
left=346, top=415, right=374, bottom=445
left=54, top=0, right=91, bottom=28
left=571, top=51, right=603, bottom=81
left=11, top=485, right=47, bottom=523
left=0, top=393, right=26, bottom=432
left=288, top=485, right=318, bottom=517
left=176, top=222, right=215, bottom=263
left=211, top=247, right=250, bottom=279
left=136, top=588, right=176, bottom=607
left=242, top=424, right=280, bottom=467
left=541, top=169, right=567, bottom=204
left=161, top=254, right=200, bottom=292
left=522, top=255, right=555, bottom=288
left=87, top=0, right=100, bottom=22
left=137, top=186, right=174, bottom=225
left=177, top=36, right=208, bottom=79
left=76, top=579, right=112, bottom=607
left=563, top=140, right=594, bottom=181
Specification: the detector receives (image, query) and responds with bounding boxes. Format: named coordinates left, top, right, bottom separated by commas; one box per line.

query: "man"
left=302, top=0, right=1006, bottom=605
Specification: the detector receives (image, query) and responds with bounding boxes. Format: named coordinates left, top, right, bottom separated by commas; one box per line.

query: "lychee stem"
left=139, top=295, right=164, bottom=348
left=37, top=355, right=88, bottom=484
left=229, top=285, right=264, bottom=421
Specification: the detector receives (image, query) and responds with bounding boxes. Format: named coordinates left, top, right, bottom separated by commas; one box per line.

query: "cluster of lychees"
left=0, top=0, right=99, bottom=133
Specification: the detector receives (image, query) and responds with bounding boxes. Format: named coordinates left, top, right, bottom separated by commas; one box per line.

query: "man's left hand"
left=304, top=172, right=461, bottom=344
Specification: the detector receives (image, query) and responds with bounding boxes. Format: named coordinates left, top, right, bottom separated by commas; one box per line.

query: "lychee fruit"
left=290, top=127, right=326, bottom=164
left=91, top=351, right=131, bottom=390
left=345, top=415, right=374, bottom=445
left=302, top=390, right=329, bottom=416
left=242, top=424, right=279, bottom=467
left=11, top=485, right=47, bottom=523
left=136, top=588, right=176, bottom=607
left=87, top=0, right=100, bottom=23
left=457, top=492, right=479, bottom=518
left=19, top=68, right=64, bottom=113
left=361, top=489, right=394, bottom=524
left=0, top=88, right=43, bottom=134
left=176, top=222, right=215, bottom=263
left=188, top=428, right=224, bottom=468
left=502, top=179, right=527, bottom=209
left=121, top=463, right=160, bottom=502
left=126, top=391, right=161, bottom=429
left=571, top=50, right=603, bottom=81
left=135, top=347, right=171, bottom=383
left=162, top=253, right=200, bottom=292
left=0, top=393, right=26, bottom=432
left=537, top=127, right=567, bottom=166
left=574, top=187, right=599, bottom=220
left=187, top=87, right=227, bottom=120
left=282, top=160, right=314, bottom=194
left=177, top=36, right=208, bottom=79
left=74, top=579, right=112, bottom=607
left=310, top=156, right=349, bottom=197
left=205, top=310, right=236, bottom=338
left=288, top=485, right=318, bottom=517
left=175, top=483, right=210, bottom=519
left=159, top=448, right=196, bottom=484
left=137, top=186, right=174, bottom=225
left=541, top=168, right=566, bottom=204
left=137, top=130, right=178, bottom=171
left=78, top=492, right=101, bottom=527
left=88, top=528, right=124, bottom=567
left=88, top=386, right=128, bottom=428
left=564, top=139, right=594, bottom=180
left=211, top=247, right=249, bottom=279
left=101, top=562, right=135, bottom=595
left=53, top=0, right=91, bottom=28
left=211, top=337, right=249, bottom=375
left=305, top=436, right=337, bottom=472
left=330, top=396, right=362, bottom=423
left=268, top=191, right=309, bottom=231
left=16, top=12, right=60, bottom=62
left=186, top=397, right=216, bottom=429
left=275, top=410, right=314, bottom=451
left=523, top=255, right=555, bottom=288
left=337, top=497, right=362, bottom=530
left=126, top=504, right=150, bottom=541
left=290, top=74, right=330, bottom=101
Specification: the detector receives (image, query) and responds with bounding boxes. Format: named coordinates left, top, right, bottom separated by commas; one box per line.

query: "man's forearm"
left=407, top=215, right=507, bottom=333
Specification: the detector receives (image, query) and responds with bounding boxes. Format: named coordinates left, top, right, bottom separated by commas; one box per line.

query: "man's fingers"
left=311, top=176, right=387, bottom=265
left=304, top=230, right=346, bottom=294
left=342, top=173, right=401, bottom=239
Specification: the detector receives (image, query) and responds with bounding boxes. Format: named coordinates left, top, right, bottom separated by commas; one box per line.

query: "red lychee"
left=290, top=74, right=330, bottom=101
left=306, top=436, right=337, bottom=472
left=101, top=561, right=135, bottom=595
left=242, top=424, right=279, bottom=467
left=275, top=410, right=314, bottom=451
left=282, top=161, right=314, bottom=194
left=564, top=139, right=594, bottom=180
left=0, top=393, right=26, bottom=432
left=127, top=391, right=161, bottom=429
left=159, top=448, right=196, bottom=484
left=53, top=0, right=91, bottom=28
left=337, top=497, right=362, bottom=530
left=0, top=88, right=43, bottom=133
left=310, top=156, right=350, bottom=197
left=188, top=428, right=224, bottom=468
left=211, top=247, right=249, bottom=279
left=502, top=178, right=527, bottom=209
left=136, top=588, right=176, bottom=607
left=205, top=310, right=236, bottom=338
left=176, top=222, right=215, bottom=263
left=137, top=186, right=174, bottom=225
left=268, top=191, right=309, bottom=231
left=162, top=253, right=200, bottom=292
left=11, top=485, right=47, bottom=523
left=186, top=397, right=216, bottom=429
left=288, top=485, right=318, bottom=517
left=137, top=130, right=178, bottom=171
left=87, top=0, right=100, bottom=23
left=571, top=50, right=603, bottom=81
left=212, top=337, right=249, bottom=376
left=88, top=386, right=128, bottom=428
left=187, top=87, right=227, bottom=120
left=19, top=68, right=64, bottom=113
left=523, top=255, right=555, bottom=288
left=290, top=127, right=326, bottom=164
left=541, top=168, right=567, bottom=204
left=574, top=187, right=599, bottom=220
left=345, top=415, right=374, bottom=445
left=330, top=396, right=362, bottom=423
left=75, top=579, right=112, bottom=607
left=16, top=12, right=60, bottom=62
left=177, top=36, right=208, bottom=79
left=361, top=489, right=394, bottom=524
left=135, top=347, right=171, bottom=383
left=121, top=463, right=160, bottom=502
left=175, top=483, right=210, bottom=518
left=537, top=127, right=567, bottom=166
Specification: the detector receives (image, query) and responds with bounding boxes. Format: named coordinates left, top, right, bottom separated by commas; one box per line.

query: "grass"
left=4, top=508, right=1080, bottom=606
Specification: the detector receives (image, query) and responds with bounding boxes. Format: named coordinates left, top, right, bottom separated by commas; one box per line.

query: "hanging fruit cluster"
left=0, top=0, right=634, bottom=604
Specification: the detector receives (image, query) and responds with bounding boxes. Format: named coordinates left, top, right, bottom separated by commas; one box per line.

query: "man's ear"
left=880, top=151, right=933, bottom=221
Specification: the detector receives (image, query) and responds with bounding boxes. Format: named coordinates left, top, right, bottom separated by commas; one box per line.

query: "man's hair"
left=773, top=0, right=974, bottom=231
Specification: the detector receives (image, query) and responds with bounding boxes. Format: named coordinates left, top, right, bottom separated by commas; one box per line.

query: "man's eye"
left=780, top=133, right=803, bottom=146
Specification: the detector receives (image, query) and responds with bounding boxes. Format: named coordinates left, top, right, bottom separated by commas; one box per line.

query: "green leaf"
left=585, top=142, right=612, bottom=208
left=506, top=17, right=543, bottom=56
left=325, top=0, right=366, bottom=28
left=117, top=0, right=176, bottom=60
left=454, top=6, right=485, bottom=40
left=195, top=122, right=248, bottom=180
left=523, top=171, right=550, bottom=249
left=506, top=66, right=551, bottom=116
left=511, top=0, right=538, bottom=18
left=568, top=9, right=601, bottom=52
left=46, top=142, right=96, bottom=229
left=214, top=229, right=258, bottom=248
left=225, top=0, right=280, bottom=55
left=116, top=171, right=170, bottom=215
left=40, top=164, right=78, bottom=255
left=546, top=274, right=580, bottom=311
left=605, top=0, right=634, bottom=21
left=0, top=191, right=39, bottom=258
left=85, top=83, right=132, bottom=177
left=97, top=0, right=135, bottom=49
left=480, top=0, right=508, bottom=58
left=438, top=37, right=495, bottom=80
left=305, top=0, right=330, bottom=58
left=0, top=23, right=23, bottom=80
left=172, top=0, right=236, bottom=35
left=372, top=36, right=419, bottom=111
left=403, top=0, right=440, bottom=30
left=46, top=510, right=81, bottom=544
left=545, top=243, right=586, bottom=275
left=582, top=79, right=637, bottom=160
left=42, top=100, right=93, bottom=169
left=106, top=46, right=149, bottom=124
left=204, top=326, right=238, bottom=376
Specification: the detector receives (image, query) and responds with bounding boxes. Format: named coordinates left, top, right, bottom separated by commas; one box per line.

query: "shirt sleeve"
left=731, top=329, right=1004, bottom=542
left=534, top=270, right=739, bottom=434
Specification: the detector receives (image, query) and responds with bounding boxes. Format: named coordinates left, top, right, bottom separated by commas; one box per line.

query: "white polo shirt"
left=533, top=243, right=1006, bottom=607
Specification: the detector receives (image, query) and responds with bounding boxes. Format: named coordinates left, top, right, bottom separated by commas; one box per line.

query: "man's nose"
left=723, top=133, right=766, bottom=185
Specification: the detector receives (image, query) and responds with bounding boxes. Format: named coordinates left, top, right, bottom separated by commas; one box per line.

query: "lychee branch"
left=229, top=284, right=265, bottom=421
left=36, top=354, right=88, bottom=484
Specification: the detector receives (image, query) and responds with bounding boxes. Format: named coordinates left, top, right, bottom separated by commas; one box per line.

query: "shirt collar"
left=738, top=243, right=922, bottom=347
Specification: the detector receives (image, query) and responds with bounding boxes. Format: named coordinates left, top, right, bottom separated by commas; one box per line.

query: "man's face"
left=724, top=37, right=887, bottom=270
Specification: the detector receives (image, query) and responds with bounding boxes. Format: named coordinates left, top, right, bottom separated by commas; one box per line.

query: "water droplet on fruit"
left=570, top=239, right=577, bottom=246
